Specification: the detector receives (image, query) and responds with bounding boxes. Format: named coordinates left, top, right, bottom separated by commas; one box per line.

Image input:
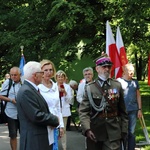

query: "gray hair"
left=83, top=67, right=93, bottom=74
left=23, top=61, right=41, bottom=79
left=10, top=67, right=21, bottom=74
left=69, top=80, right=78, bottom=86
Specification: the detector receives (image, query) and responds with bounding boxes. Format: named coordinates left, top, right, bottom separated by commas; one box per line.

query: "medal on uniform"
left=108, top=88, right=119, bottom=101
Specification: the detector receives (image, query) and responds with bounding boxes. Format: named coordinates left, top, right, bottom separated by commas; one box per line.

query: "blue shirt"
left=117, top=78, right=139, bottom=111
left=0, top=79, right=22, bottom=119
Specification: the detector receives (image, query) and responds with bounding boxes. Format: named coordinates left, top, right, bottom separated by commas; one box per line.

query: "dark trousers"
left=66, top=105, right=72, bottom=129
left=86, top=138, right=121, bottom=150
left=128, top=132, right=135, bottom=150
left=7, top=116, right=20, bottom=138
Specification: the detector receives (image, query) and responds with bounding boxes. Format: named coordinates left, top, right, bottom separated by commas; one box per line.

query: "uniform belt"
left=98, top=111, right=118, bottom=118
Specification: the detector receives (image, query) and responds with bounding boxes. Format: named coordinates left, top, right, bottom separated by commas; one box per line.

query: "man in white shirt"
left=0, top=67, right=22, bottom=150
left=77, top=67, right=94, bottom=104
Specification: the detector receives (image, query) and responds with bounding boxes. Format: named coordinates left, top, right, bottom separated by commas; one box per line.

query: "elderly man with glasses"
left=77, top=67, right=94, bottom=104
left=17, top=61, right=59, bottom=150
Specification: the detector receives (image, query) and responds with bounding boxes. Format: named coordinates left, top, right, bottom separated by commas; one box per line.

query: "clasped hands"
left=59, top=87, right=67, bottom=96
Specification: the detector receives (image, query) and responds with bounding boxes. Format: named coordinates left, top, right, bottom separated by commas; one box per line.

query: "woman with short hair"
left=55, top=70, right=72, bottom=150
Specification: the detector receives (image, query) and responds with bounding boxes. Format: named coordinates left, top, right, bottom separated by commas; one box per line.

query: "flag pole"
left=20, top=45, right=24, bottom=56
left=19, top=46, right=25, bottom=77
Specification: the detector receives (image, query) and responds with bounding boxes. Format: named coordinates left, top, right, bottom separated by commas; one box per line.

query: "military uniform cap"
left=94, top=53, right=113, bottom=66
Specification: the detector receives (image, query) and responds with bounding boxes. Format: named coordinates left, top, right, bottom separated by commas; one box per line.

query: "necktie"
left=98, top=78, right=106, bottom=87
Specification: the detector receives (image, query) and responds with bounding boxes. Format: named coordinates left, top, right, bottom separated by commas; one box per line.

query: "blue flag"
left=53, top=128, right=59, bottom=150
left=19, top=55, right=25, bottom=76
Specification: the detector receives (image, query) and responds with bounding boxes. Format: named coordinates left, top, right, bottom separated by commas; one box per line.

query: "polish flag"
left=106, top=21, right=121, bottom=77
left=115, top=26, right=128, bottom=78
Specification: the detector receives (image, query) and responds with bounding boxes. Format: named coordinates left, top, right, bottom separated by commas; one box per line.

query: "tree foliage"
left=0, top=0, right=150, bottom=80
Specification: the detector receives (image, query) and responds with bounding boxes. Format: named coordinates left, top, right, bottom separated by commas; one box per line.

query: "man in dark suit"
left=79, top=54, right=128, bottom=150
left=17, top=61, right=59, bottom=150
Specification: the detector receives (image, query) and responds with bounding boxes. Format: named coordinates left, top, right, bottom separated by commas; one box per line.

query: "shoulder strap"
left=6, top=79, right=12, bottom=97
left=3, top=79, right=12, bottom=108
left=94, top=81, right=116, bottom=111
left=94, top=81, right=105, bottom=95
left=86, top=84, right=106, bottom=112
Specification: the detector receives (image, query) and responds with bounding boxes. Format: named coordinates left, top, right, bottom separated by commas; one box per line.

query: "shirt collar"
left=98, top=77, right=110, bottom=87
left=25, top=79, right=39, bottom=91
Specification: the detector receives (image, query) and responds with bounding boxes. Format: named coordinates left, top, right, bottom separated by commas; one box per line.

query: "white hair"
left=83, top=67, right=93, bottom=74
left=23, top=61, right=41, bottom=79
left=69, top=80, right=78, bottom=86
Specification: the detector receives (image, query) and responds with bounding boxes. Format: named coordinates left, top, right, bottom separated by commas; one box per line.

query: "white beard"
left=99, top=73, right=109, bottom=81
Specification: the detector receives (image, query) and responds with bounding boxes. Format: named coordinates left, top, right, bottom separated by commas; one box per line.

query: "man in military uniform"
left=79, top=54, right=128, bottom=150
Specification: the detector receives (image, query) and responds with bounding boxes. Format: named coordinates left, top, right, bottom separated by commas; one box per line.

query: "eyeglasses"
left=43, top=69, right=53, bottom=72
left=84, top=73, right=92, bottom=76
left=35, top=71, right=44, bottom=74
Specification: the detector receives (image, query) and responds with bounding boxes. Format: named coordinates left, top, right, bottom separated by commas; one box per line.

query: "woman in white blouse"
left=55, top=70, right=72, bottom=150
left=38, top=59, right=64, bottom=149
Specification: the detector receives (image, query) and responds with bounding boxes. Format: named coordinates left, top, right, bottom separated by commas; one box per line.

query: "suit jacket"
left=17, top=81, right=59, bottom=150
left=79, top=78, right=128, bottom=142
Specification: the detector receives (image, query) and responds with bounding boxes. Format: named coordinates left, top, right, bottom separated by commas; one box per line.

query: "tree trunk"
left=138, top=55, right=142, bottom=80
left=134, top=52, right=139, bottom=79
left=134, top=51, right=142, bottom=80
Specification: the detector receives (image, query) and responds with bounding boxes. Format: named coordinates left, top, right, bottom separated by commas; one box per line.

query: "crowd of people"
left=0, top=53, right=142, bottom=150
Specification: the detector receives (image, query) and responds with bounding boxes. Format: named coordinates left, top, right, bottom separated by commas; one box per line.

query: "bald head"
left=123, top=64, right=135, bottom=80
left=10, top=67, right=21, bottom=83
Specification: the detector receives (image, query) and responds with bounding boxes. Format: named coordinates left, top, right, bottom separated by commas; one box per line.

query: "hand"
left=12, top=99, right=16, bottom=104
left=61, top=88, right=66, bottom=95
left=86, top=130, right=97, bottom=142
left=59, top=128, right=64, bottom=138
left=137, top=110, right=142, bottom=118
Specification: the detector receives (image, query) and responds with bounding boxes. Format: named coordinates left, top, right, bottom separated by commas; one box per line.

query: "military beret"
left=95, top=53, right=113, bottom=66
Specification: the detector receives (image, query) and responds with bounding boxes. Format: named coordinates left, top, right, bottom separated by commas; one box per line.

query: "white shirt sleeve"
left=64, top=83, right=72, bottom=104
left=77, top=82, right=85, bottom=103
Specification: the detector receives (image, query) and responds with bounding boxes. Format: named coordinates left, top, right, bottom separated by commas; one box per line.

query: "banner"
left=115, top=26, right=128, bottom=78
left=106, top=21, right=121, bottom=77
left=19, top=54, right=25, bottom=76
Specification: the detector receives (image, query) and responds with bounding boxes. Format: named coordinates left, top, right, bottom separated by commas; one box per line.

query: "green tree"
left=0, top=0, right=149, bottom=80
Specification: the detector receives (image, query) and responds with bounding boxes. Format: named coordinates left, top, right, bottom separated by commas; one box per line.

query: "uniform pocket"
left=92, top=94, right=102, bottom=106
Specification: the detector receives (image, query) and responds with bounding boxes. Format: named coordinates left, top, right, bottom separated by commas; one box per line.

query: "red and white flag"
left=115, top=26, right=128, bottom=78
left=106, top=21, right=121, bottom=77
